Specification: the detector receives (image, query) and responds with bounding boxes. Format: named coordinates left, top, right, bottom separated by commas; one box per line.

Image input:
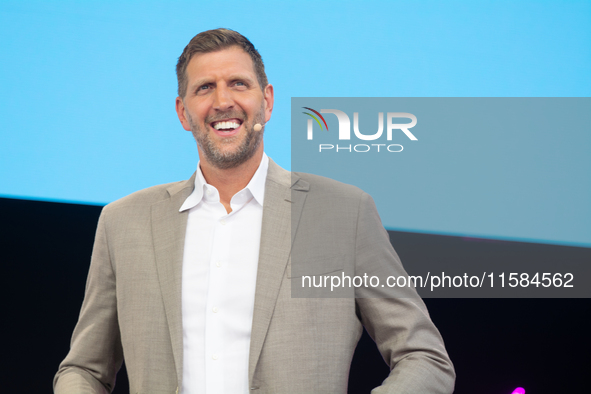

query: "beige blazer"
left=54, top=160, right=455, bottom=393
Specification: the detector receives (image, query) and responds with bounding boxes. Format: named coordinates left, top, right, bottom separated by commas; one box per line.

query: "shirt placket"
left=204, top=201, right=231, bottom=393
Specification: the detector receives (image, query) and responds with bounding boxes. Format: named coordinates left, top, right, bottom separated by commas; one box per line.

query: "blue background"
left=1, top=0, right=590, bottom=246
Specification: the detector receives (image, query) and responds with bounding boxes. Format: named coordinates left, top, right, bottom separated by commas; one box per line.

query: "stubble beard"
left=188, top=104, right=265, bottom=170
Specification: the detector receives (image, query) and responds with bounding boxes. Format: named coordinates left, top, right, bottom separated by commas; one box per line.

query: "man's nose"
left=212, top=85, right=234, bottom=111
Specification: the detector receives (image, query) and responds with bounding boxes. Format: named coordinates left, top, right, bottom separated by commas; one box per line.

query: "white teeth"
left=213, top=121, right=240, bottom=130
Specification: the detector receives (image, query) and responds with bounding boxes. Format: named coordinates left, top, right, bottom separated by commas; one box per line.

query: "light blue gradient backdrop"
left=1, top=1, right=590, bottom=246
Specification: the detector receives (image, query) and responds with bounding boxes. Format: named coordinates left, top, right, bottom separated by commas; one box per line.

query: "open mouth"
left=211, top=118, right=243, bottom=133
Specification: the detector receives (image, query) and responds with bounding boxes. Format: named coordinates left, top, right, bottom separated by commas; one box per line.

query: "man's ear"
left=175, top=96, right=192, bottom=131
left=263, top=84, right=274, bottom=123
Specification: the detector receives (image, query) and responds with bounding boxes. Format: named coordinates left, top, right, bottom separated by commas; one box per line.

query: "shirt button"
left=212, top=306, right=218, bottom=313
left=212, top=354, right=218, bottom=360
left=216, top=260, right=221, bottom=267
left=220, top=219, right=226, bottom=225
left=206, top=189, right=212, bottom=195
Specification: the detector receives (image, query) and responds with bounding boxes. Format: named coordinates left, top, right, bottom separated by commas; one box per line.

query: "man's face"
left=175, top=46, right=274, bottom=170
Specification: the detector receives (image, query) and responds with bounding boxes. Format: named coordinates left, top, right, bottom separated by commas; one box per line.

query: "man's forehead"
left=186, top=46, right=256, bottom=78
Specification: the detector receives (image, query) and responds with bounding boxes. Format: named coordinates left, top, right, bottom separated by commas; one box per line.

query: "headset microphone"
left=253, top=123, right=265, bottom=132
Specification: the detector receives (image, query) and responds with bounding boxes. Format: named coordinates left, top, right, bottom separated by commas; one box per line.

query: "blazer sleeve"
left=54, top=210, right=124, bottom=394
left=354, top=192, right=456, bottom=394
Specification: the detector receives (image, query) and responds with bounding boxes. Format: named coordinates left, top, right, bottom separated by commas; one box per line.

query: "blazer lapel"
left=248, top=160, right=309, bottom=382
left=151, top=174, right=195, bottom=387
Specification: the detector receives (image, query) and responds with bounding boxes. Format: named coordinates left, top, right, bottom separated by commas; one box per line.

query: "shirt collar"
left=179, top=152, right=269, bottom=212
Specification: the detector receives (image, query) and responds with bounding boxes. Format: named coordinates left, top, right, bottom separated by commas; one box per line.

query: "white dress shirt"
left=179, top=153, right=268, bottom=394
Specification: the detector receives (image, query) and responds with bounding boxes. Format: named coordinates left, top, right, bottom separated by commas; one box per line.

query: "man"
left=54, top=28, right=455, bottom=393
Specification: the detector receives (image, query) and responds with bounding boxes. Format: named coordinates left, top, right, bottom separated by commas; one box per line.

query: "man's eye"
left=198, top=85, right=209, bottom=91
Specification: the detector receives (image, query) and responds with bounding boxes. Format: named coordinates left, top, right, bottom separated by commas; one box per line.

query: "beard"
left=188, top=104, right=265, bottom=170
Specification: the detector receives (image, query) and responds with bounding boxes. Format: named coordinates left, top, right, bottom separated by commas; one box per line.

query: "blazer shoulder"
left=293, top=171, right=367, bottom=200
left=102, top=177, right=193, bottom=215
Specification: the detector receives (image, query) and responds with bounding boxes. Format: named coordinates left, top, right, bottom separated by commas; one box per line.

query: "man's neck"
left=199, top=149, right=264, bottom=213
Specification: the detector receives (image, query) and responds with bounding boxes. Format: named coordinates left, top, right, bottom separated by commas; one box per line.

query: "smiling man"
left=54, top=28, right=455, bottom=394
left=175, top=44, right=273, bottom=213
left=177, top=46, right=271, bottom=170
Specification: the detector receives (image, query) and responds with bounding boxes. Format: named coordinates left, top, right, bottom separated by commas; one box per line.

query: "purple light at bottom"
left=511, top=388, right=525, bottom=394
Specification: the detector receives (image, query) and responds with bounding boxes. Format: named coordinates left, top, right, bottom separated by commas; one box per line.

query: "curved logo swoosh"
left=302, top=107, right=329, bottom=131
